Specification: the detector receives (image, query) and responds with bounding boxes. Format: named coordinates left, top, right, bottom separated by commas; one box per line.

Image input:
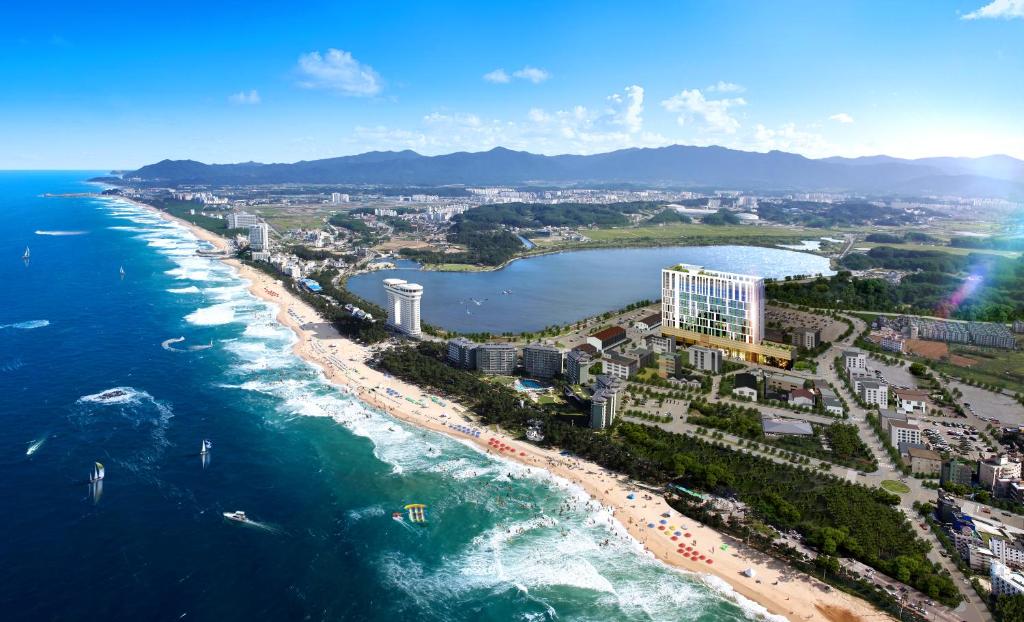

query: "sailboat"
left=119, top=265, right=125, bottom=279
left=22, top=246, right=30, bottom=260
left=90, top=461, right=105, bottom=483
left=200, top=439, right=212, bottom=455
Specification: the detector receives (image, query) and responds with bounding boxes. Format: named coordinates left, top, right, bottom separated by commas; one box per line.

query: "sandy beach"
left=134, top=198, right=887, bottom=622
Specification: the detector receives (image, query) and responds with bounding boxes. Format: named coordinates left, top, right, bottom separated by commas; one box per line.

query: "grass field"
left=252, top=205, right=334, bottom=231
left=881, top=480, right=911, bottom=494
left=858, top=242, right=1020, bottom=259
left=583, top=223, right=813, bottom=243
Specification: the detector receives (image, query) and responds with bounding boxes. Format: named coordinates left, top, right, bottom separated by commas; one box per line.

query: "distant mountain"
left=122, top=145, right=1024, bottom=197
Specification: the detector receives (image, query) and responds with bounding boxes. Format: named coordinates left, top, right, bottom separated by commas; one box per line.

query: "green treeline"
left=758, top=201, right=917, bottom=228
left=459, top=201, right=659, bottom=228
left=769, top=247, right=1024, bottom=321
left=373, top=342, right=957, bottom=603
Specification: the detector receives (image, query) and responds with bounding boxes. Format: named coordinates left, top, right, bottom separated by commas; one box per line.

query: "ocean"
left=0, top=172, right=775, bottom=621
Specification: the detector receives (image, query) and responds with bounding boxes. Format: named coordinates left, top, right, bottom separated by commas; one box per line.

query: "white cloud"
left=347, top=85, right=668, bottom=155
left=661, top=89, right=746, bottom=134
left=751, top=123, right=831, bottom=156
left=829, top=112, right=854, bottom=124
left=483, top=69, right=511, bottom=83
left=228, top=89, right=261, bottom=105
left=707, top=81, right=744, bottom=93
left=296, top=48, right=382, bottom=96
left=606, top=85, right=645, bottom=133
left=512, top=66, right=550, bottom=83
left=963, top=0, right=1024, bottom=20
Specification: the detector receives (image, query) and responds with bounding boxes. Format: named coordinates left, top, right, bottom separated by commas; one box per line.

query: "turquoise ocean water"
left=0, top=172, right=779, bottom=621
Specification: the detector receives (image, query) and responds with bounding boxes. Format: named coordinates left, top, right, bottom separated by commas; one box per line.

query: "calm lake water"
left=347, top=245, right=833, bottom=333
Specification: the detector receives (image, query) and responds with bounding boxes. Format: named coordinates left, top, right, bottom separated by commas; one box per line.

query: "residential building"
left=819, top=388, right=844, bottom=415
left=657, top=353, right=678, bottom=378
left=880, top=333, right=906, bottom=353
left=226, top=212, right=260, bottom=229
left=522, top=344, right=563, bottom=379
left=842, top=349, right=867, bottom=373
left=859, top=380, right=889, bottom=409
left=633, top=313, right=662, bottom=332
left=330, top=192, right=349, bottom=204
left=894, top=388, right=930, bottom=414
left=905, top=447, right=942, bottom=475
left=889, top=421, right=922, bottom=447
left=761, top=417, right=813, bottom=436
left=980, top=455, right=1023, bottom=490
left=687, top=346, right=722, bottom=373
left=941, top=459, right=976, bottom=487
left=248, top=223, right=270, bottom=251
left=791, top=327, right=821, bottom=349
left=383, top=278, right=423, bottom=336
left=849, top=372, right=874, bottom=395
left=879, top=408, right=907, bottom=433
left=766, top=372, right=806, bottom=393
left=603, top=353, right=639, bottom=379
left=590, top=375, right=625, bottom=429
left=660, top=263, right=794, bottom=367
left=446, top=337, right=477, bottom=370
left=566, top=349, right=593, bottom=386
left=992, top=562, right=1024, bottom=597
left=474, top=343, right=517, bottom=376
left=586, top=326, right=628, bottom=352
left=789, top=388, right=816, bottom=408
left=733, top=372, right=759, bottom=401
left=646, top=334, right=677, bottom=355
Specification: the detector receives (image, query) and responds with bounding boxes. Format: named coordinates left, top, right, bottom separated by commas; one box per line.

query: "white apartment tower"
left=662, top=264, right=764, bottom=344
left=249, top=223, right=270, bottom=251
left=383, top=278, right=423, bottom=336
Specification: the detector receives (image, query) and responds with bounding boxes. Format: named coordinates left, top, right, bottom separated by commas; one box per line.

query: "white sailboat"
left=22, top=246, right=30, bottom=261
left=119, top=265, right=125, bottom=278
left=200, top=439, right=212, bottom=455
left=90, top=461, right=105, bottom=483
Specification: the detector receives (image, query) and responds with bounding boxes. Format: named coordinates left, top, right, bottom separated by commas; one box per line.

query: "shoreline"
left=116, top=194, right=886, bottom=622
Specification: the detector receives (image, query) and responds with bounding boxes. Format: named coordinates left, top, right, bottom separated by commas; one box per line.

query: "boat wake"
left=35, top=230, right=88, bottom=236
left=161, top=336, right=215, bottom=352
left=0, top=319, right=50, bottom=330
left=26, top=435, right=47, bottom=456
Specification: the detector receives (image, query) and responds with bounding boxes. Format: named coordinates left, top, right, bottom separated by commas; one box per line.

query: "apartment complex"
left=687, top=346, right=723, bottom=373
left=226, top=212, right=260, bottom=229
left=249, top=223, right=270, bottom=251
left=446, top=337, right=477, bottom=370
left=566, top=349, right=593, bottom=386
left=522, top=344, right=563, bottom=379
left=475, top=343, right=517, bottom=375
left=383, top=278, right=423, bottom=336
left=660, top=264, right=793, bottom=366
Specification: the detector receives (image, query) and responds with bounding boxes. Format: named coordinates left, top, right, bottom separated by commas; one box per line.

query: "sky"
left=1, top=0, right=1023, bottom=169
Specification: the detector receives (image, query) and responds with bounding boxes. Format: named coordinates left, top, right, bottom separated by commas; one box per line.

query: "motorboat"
left=223, top=510, right=249, bottom=523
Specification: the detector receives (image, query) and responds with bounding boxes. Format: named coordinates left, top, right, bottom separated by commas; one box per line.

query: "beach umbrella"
left=699, top=554, right=706, bottom=560
left=674, top=531, right=682, bottom=536
left=647, top=523, right=655, bottom=528
left=684, top=532, right=691, bottom=538
left=659, top=519, right=667, bottom=525
left=706, top=559, right=713, bottom=564
left=657, top=525, right=665, bottom=530
left=670, top=536, right=678, bottom=541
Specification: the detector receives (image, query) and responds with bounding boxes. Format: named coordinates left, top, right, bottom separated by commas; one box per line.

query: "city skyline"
left=1, top=0, right=1023, bottom=168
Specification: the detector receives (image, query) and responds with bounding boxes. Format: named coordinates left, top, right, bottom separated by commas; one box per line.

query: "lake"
left=348, top=245, right=833, bottom=333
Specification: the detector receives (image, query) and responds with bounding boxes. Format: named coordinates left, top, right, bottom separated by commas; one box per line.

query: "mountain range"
left=118, top=145, right=1024, bottom=197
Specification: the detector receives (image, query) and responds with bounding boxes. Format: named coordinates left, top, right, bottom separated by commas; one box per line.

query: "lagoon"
left=348, top=245, right=833, bottom=333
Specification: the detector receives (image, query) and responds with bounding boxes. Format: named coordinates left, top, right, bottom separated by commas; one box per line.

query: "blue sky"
left=1, top=0, right=1022, bottom=168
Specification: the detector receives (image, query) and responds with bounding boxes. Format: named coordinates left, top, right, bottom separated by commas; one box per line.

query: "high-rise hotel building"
left=661, top=264, right=793, bottom=367
left=383, top=278, right=423, bottom=336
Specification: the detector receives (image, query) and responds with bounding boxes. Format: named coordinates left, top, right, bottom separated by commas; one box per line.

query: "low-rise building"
left=603, top=353, right=639, bottom=379
left=761, top=417, right=814, bottom=436
left=446, top=337, right=477, bottom=370
left=842, top=349, right=867, bottom=373
left=859, top=380, right=889, bottom=409
left=475, top=343, right=517, bottom=376
left=733, top=372, right=759, bottom=401
left=878, top=408, right=907, bottom=433
left=687, top=346, right=722, bottom=373
left=522, top=344, right=563, bottom=379
left=566, top=349, right=593, bottom=386
left=819, top=388, right=844, bottom=415
left=894, top=388, right=930, bottom=414
left=992, top=562, right=1024, bottom=597
left=941, top=459, right=977, bottom=487
left=980, top=455, right=1023, bottom=490
left=646, top=334, right=676, bottom=355
left=586, top=326, right=627, bottom=353
left=791, top=327, right=821, bottom=349
left=889, top=420, right=922, bottom=447
left=633, top=313, right=662, bottom=332
left=766, top=372, right=805, bottom=393
left=905, top=447, right=942, bottom=475
left=789, top=388, right=816, bottom=408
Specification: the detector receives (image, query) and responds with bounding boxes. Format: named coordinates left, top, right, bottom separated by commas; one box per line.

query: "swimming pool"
left=514, top=378, right=546, bottom=391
